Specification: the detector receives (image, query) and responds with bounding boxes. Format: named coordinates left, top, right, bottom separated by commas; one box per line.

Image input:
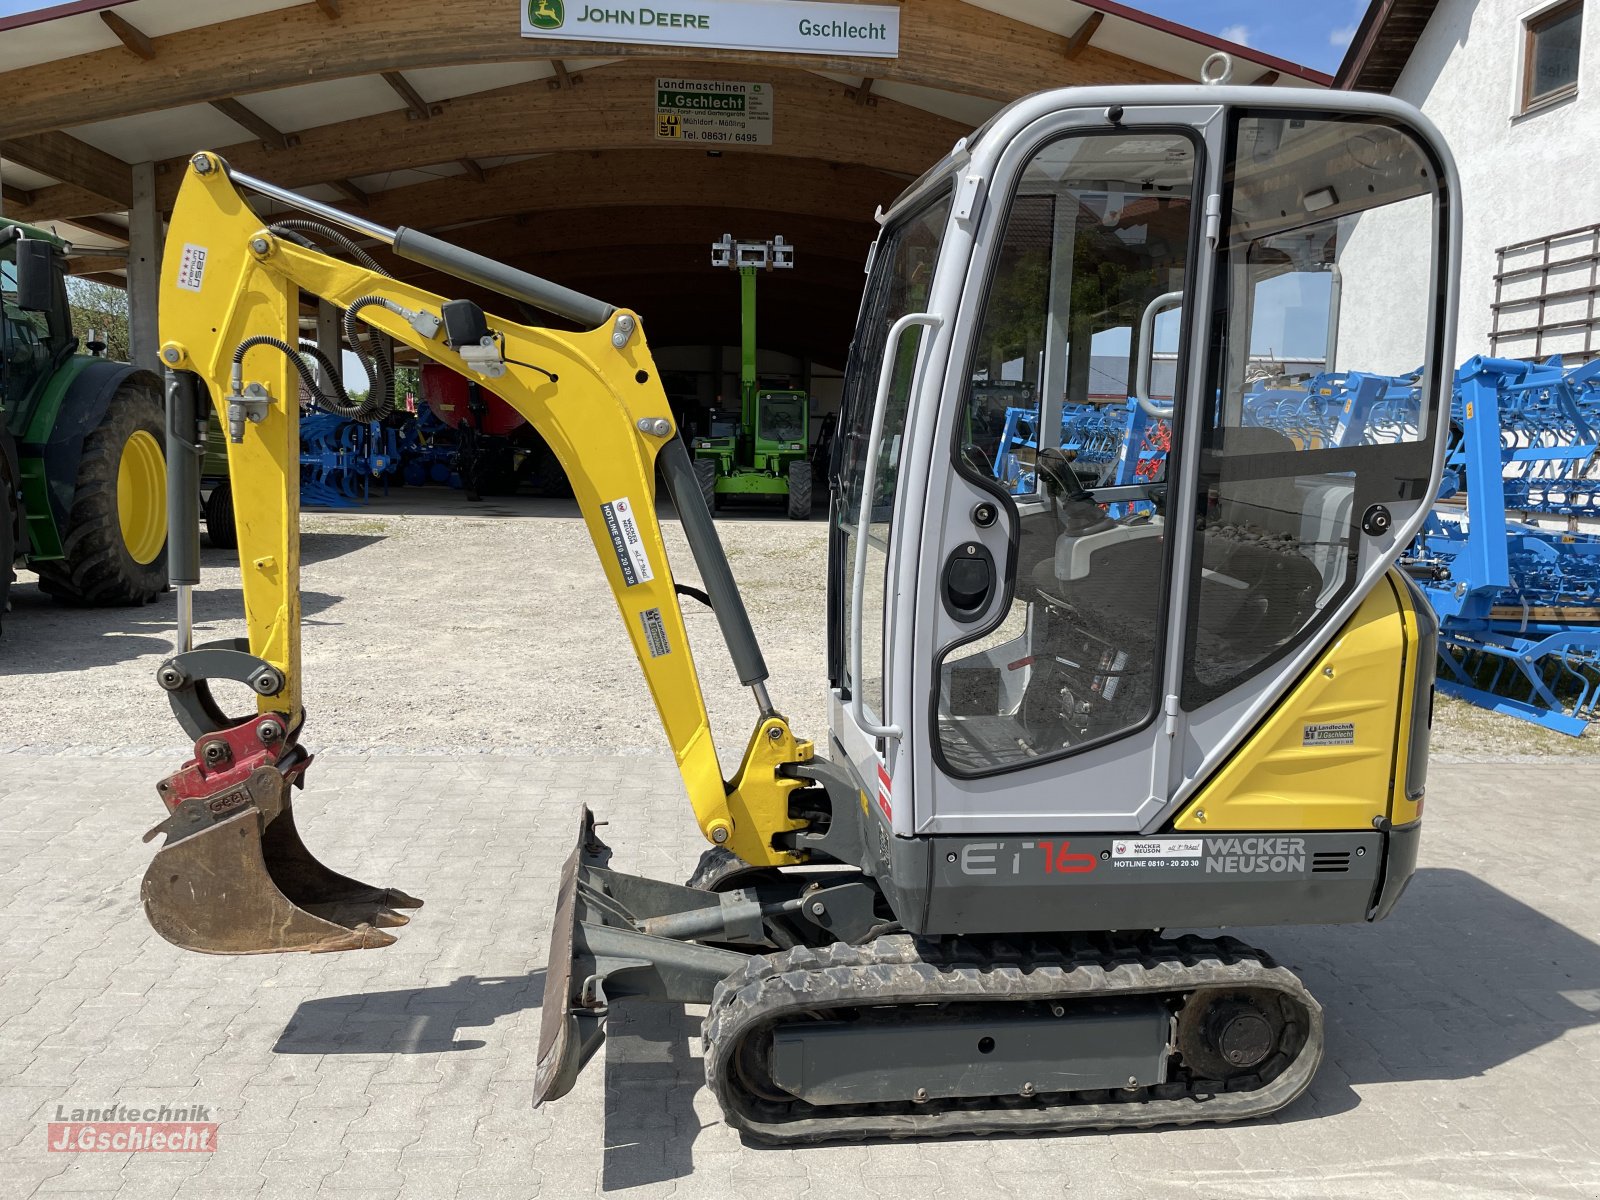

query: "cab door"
left=826, top=188, right=959, bottom=811
left=911, top=98, right=1454, bottom=836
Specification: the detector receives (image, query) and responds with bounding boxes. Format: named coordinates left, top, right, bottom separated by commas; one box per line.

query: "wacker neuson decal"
left=1205, top=836, right=1307, bottom=875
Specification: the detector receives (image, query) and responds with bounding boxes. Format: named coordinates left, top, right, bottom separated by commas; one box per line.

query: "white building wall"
left=1388, top=0, right=1600, bottom=359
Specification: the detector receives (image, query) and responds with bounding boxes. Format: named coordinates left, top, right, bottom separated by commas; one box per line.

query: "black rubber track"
left=703, top=933, right=1322, bottom=1145
left=204, top=480, right=238, bottom=550
left=786, top=461, right=812, bottom=521
left=35, top=380, right=167, bottom=606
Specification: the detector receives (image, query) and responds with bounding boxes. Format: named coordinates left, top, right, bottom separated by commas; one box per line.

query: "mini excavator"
left=141, top=81, right=1459, bottom=1144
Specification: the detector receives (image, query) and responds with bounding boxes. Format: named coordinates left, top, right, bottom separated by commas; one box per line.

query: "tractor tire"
left=204, top=480, right=238, bottom=550
left=0, top=458, right=16, bottom=636
left=35, top=380, right=168, bottom=607
left=786, top=460, right=813, bottom=520
left=694, top=458, right=718, bottom=517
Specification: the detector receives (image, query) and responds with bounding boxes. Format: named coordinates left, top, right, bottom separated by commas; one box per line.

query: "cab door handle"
left=942, top=542, right=995, bottom=621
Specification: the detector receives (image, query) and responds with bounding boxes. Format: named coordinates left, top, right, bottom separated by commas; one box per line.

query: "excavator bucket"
left=141, top=719, right=421, bottom=955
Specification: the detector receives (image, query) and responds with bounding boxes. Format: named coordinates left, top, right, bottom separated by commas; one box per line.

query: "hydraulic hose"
left=231, top=335, right=372, bottom=419
left=268, top=219, right=389, bottom=276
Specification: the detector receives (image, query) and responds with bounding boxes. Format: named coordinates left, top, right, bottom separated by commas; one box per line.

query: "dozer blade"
left=142, top=762, right=422, bottom=955
left=534, top=805, right=749, bottom=1106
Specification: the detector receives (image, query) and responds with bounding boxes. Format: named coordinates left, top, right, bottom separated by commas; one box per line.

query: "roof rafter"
left=1063, top=13, right=1104, bottom=60
left=354, top=150, right=904, bottom=233
left=0, top=131, right=131, bottom=208
left=100, top=10, right=156, bottom=60
left=210, top=98, right=296, bottom=150
left=381, top=71, right=437, bottom=120
left=0, top=0, right=1184, bottom=140
left=148, top=62, right=957, bottom=209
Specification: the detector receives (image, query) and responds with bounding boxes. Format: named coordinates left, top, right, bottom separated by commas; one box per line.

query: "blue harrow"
left=299, top=412, right=401, bottom=508
left=1408, top=356, right=1600, bottom=736
left=987, top=357, right=1600, bottom=735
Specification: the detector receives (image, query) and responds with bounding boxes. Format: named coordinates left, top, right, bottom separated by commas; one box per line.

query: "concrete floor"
left=2, top=490, right=1598, bottom=1197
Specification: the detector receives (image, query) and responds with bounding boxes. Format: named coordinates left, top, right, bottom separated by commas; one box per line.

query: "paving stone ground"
left=1, top=750, right=1597, bottom=1199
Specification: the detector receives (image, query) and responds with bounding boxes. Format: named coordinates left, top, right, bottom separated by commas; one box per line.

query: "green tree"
left=65, top=277, right=131, bottom=361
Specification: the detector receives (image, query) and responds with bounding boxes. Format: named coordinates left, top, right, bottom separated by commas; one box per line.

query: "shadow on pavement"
left=600, top=1002, right=701, bottom=1192
left=1269, top=866, right=1600, bottom=1121
left=265, top=866, right=1600, bottom=1168
left=274, top=971, right=545, bottom=1054
left=272, top=968, right=700, bottom=1190
left=0, top=588, right=343, bottom=674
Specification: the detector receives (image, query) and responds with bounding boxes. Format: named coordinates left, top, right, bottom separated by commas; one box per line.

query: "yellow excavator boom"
left=142, top=153, right=808, bottom=955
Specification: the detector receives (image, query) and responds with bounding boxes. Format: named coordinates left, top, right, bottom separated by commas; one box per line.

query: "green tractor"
left=691, top=235, right=812, bottom=521
left=1, top=220, right=167, bottom=631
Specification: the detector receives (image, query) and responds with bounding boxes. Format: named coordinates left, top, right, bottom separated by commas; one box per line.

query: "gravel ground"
left=0, top=494, right=832, bottom=772
left=1, top=488, right=1591, bottom=762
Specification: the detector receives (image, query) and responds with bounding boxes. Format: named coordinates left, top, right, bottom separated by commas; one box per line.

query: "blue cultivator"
left=1407, top=356, right=1600, bottom=736
left=990, top=358, right=1600, bottom=735
left=300, top=412, right=400, bottom=508
left=993, top=399, right=1168, bottom=518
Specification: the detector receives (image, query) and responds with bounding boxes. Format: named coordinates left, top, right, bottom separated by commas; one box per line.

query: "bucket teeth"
left=141, top=765, right=423, bottom=955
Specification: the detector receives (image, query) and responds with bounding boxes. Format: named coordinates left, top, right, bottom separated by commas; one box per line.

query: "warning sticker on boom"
left=639, top=608, right=671, bottom=658
left=175, top=244, right=208, bottom=293
left=600, top=497, right=654, bottom=587
left=1303, top=722, right=1356, bottom=747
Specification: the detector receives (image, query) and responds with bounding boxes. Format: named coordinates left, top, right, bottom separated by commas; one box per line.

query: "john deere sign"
left=521, top=0, right=899, bottom=57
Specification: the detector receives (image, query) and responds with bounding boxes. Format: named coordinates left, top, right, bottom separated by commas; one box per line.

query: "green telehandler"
left=691, top=234, right=812, bottom=520
left=1, top=219, right=167, bottom=631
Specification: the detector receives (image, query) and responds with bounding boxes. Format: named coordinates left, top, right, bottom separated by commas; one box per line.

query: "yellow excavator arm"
left=144, top=153, right=809, bottom=954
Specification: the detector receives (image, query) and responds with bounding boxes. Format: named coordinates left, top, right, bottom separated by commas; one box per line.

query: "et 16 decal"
left=957, top=841, right=1097, bottom=877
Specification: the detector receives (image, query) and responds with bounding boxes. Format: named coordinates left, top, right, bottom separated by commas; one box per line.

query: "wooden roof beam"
left=0, top=0, right=1186, bottom=140
left=1255, top=70, right=1280, bottom=87
left=210, top=98, right=296, bottom=151
left=7, top=182, right=121, bottom=224
left=100, top=10, right=156, bottom=60
left=356, top=150, right=903, bottom=233
left=381, top=71, right=438, bottom=120
left=0, top=132, right=131, bottom=209
left=149, top=62, right=962, bottom=207
left=850, top=77, right=876, bottom=106
left=0, top=182, right=38, bottom=210
left=329, top=178, right=370, bottom=206
left=314, top=0, right=340, bottom=16
left=549, top=60, right=580, bottom=89
left=65, top=253, right=129, bottom=276
left=64, top=215, right=130, bottom=243
left=1064, top=13, right=1104, bottom=61
left=457, top=158, right=486, bottom=183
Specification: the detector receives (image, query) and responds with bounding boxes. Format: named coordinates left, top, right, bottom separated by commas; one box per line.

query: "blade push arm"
left=157, top=153, right=808, bottom=867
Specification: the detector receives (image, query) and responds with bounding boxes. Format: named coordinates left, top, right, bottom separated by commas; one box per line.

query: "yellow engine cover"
left=1173, top=572, right=1423, bottom=832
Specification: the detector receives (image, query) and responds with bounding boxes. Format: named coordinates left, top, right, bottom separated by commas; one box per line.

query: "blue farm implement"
left=299, top=413, right=400, bottom=509
left=1408, top=356, right=1600, bottom=736
left=989, top=357, right=1600, bottom=735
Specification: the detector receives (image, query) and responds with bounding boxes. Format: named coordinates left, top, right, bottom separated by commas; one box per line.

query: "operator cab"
left=829, top=88, right=1453, bottom=837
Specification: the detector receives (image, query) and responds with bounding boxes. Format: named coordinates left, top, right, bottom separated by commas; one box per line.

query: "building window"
left=1522, top=0, right=1583, bottom=112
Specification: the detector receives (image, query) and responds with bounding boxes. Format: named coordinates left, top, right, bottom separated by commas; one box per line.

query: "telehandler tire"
left=204, top=480, right=238, bottom=550
left=694, top=458, right=718, bottom=516
left=0, top=456, right=16, bottom=633
left=787, top=460, right=812, bottom=520
left=35, top=379, right=167, bottom=607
